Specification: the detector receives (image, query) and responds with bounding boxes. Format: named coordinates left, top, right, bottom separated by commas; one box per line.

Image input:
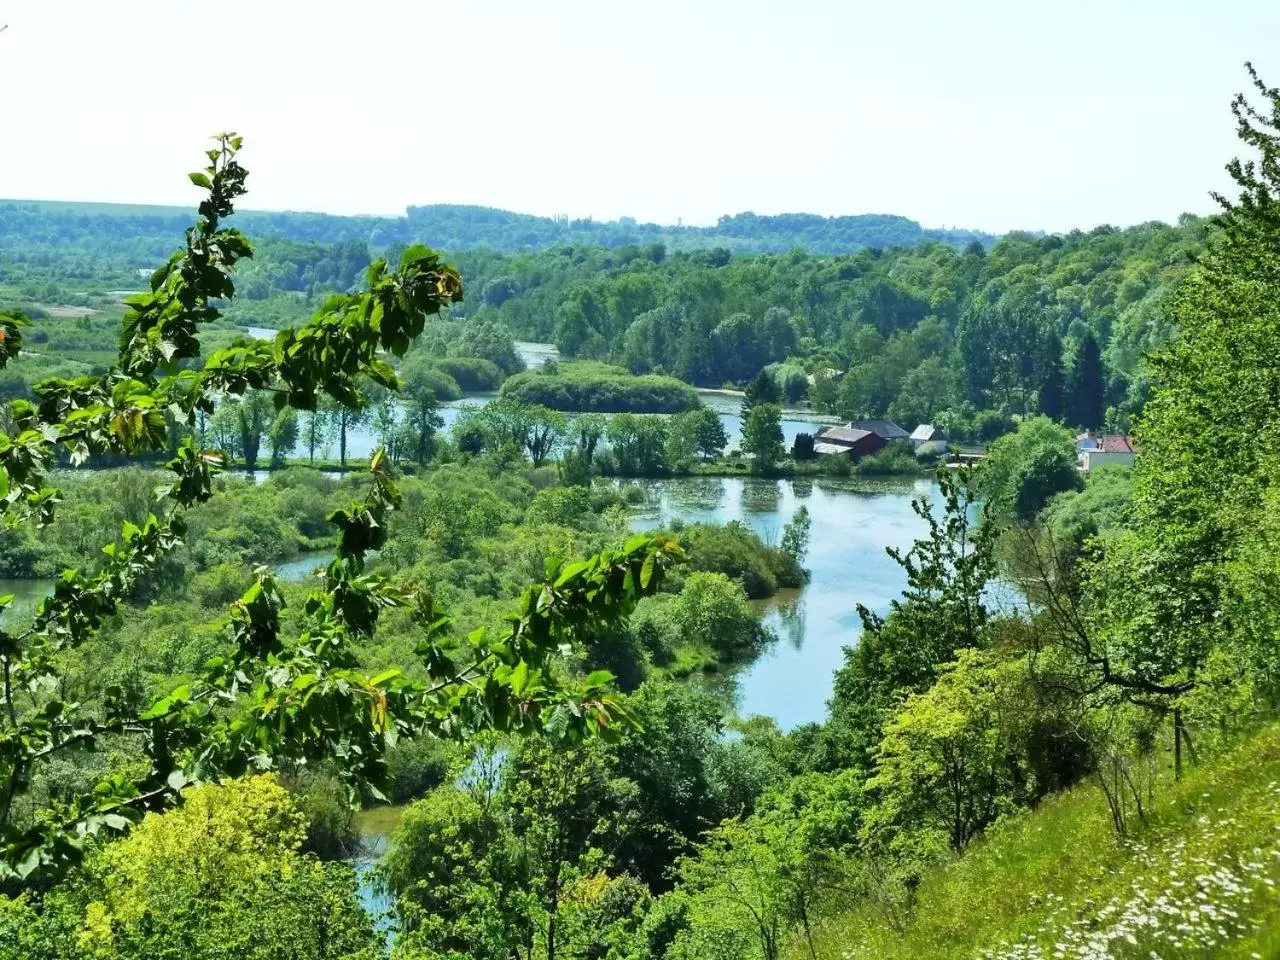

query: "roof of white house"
left=910, top=423, right=945, bottom=442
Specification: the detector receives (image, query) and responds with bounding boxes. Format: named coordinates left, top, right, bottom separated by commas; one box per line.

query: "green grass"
left=659, top=643, right=721, bottom=679
left=796, top=724, right=1280, bottom=959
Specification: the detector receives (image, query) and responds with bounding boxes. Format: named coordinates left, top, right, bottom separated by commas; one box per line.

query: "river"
left=343, top=473, right=947, bottom=916
left=0, top=477, right=943, bottom=726
left=275, top=478, right=948, bottom=757
left=627, top=475, right=942, bottom=729
left=239, top=331, right=838, bottom=460
left=269, top=477, right=944, bottom=732
left=0, top=466, right=946, bottom=924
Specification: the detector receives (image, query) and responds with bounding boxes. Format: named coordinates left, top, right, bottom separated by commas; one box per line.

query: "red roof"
left=1099, top=435, right=1135, bottom=453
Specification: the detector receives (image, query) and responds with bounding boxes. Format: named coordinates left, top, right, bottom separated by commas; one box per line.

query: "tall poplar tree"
left=1067, top=332, right=1105, bottom=430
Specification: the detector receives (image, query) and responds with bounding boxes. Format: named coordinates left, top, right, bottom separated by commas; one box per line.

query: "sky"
left=1, top=0, right=1277, bottom=234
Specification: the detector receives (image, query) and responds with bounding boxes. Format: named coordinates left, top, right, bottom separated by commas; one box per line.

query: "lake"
left=0, top=477, right=944, bottom=730
left=0, top=576, right=61, bottom=625
left=627, top=475, right=941, bottom=729
left=238, top=331, right=836, bottom=459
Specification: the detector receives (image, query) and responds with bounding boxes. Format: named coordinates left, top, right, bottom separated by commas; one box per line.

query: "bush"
left=501, top=361, right=700, bottom=413
left=435, top=355, right=505, bottom=392
left=386, top=738, right=453, bottom=804
left=853, top=440, right=919, bottom=476
left=38, top=777, right=379, bottom=959
left=193, top=563, right=252, bottom=608
left=526, top=485, right=595, bottom=527
left=287, top=769, right=360, bottom=860
left=678, top=522, right=805, bottom=598
left=402, top=358, right=463, bottom=401
left=974, top=408, right=1017, bottom=442
left=586, top=628, right=651, bottom=692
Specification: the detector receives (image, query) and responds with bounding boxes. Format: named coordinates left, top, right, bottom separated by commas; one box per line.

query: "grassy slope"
left=798, top=724, right=1280, bottom=960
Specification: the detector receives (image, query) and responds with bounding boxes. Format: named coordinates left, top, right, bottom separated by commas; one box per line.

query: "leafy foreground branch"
left=0, top=137, right=678, bottom=888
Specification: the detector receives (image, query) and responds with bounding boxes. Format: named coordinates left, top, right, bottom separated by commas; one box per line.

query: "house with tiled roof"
left=1079, top=434, right=1137, bottom=470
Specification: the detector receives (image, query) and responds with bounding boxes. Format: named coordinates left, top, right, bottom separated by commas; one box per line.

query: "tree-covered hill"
left=445, top=216, right=1206, bottom=435
left=0, top=191, right=1206, bottom=441
left=0, top=197, right=996, bottom=267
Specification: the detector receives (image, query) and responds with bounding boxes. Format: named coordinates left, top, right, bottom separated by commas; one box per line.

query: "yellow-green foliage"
left=0, top=777, right=376, bottom=960
left=86, top=776, right=307, bottom=934
left=797, top=724, right=1280, bottom=960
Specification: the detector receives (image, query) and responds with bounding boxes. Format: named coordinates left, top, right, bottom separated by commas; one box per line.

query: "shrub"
left=435, top=355, right=505, bottom=392
left=386, top=738, right=453, bottom=804
left=678, top=522, right=805, bottom=598
left=792, top=431, right=817, bottom=460
left=501, top=361, right=700, bottom=413
left=853, top=440, right=919, bottom=476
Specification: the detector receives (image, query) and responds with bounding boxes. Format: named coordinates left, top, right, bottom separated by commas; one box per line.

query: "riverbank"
left=236, top=452, right=932, bottom=482
left=340, top=471, right=942, bottom=921
left=53, top=451, right=936, bottom=484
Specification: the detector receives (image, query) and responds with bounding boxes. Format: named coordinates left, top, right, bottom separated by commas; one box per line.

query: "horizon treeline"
left=2, top=195, right=1209, bottom=440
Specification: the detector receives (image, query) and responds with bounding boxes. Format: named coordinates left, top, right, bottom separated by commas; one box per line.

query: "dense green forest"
left=3, top=65, right=1280, bottom=960
left=443, top=216, right=1202, bottom=435
left=0, top=199, right=995, bottom=269
left=1, top=199, right=1202, bottom=440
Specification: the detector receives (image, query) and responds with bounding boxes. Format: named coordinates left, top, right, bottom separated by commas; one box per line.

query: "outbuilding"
left=850, top=419, right=911, bottom=442
left=814, top=425, right=887, bottom=458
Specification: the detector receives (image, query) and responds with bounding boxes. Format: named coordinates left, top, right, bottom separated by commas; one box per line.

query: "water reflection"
left=0, top=577, right=56, bottom=625
left=630, top=476, right=940, bottom=728
left=766, top=591, right=807, bottom=653
left=742, top=482, right=780, bottom=515
left=664, top=477, right=726, bottom=514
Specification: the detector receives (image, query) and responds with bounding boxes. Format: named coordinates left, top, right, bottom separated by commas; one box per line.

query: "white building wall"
left=1081, top=451, right=1135, bottom=471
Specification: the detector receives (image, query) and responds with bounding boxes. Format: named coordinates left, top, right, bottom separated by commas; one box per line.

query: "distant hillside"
left=0, top=198, right=996, bottom=262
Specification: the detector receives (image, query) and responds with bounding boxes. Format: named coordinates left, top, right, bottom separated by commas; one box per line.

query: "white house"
left=1079, top=435, right=1136, bottom=471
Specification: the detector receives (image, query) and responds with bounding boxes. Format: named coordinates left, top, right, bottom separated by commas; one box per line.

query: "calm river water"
left=240, top=332, right=839, bottom=461
left=0, top=476, right=941, bottom=728
left=269, top=477, right=951, bottom=732
left=627, top=475, right=941, bottom=729
left=345, top=474, right=948, bottom=916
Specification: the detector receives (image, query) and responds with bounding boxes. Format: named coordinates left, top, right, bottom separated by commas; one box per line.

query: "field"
left=798, top=724, right=1280, bottom=960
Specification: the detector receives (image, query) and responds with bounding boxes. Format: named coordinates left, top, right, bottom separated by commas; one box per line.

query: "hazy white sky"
left=1, top=0, right=1277, bottom=233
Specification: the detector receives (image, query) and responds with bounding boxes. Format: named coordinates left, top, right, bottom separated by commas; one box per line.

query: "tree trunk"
left=340, top=408, right=348, bottom=467
left=797, top=891, right=818, bottom=960
left=1174, top=707, right=1183, bottom=781
left=546, top=870, right=559, bottom=960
